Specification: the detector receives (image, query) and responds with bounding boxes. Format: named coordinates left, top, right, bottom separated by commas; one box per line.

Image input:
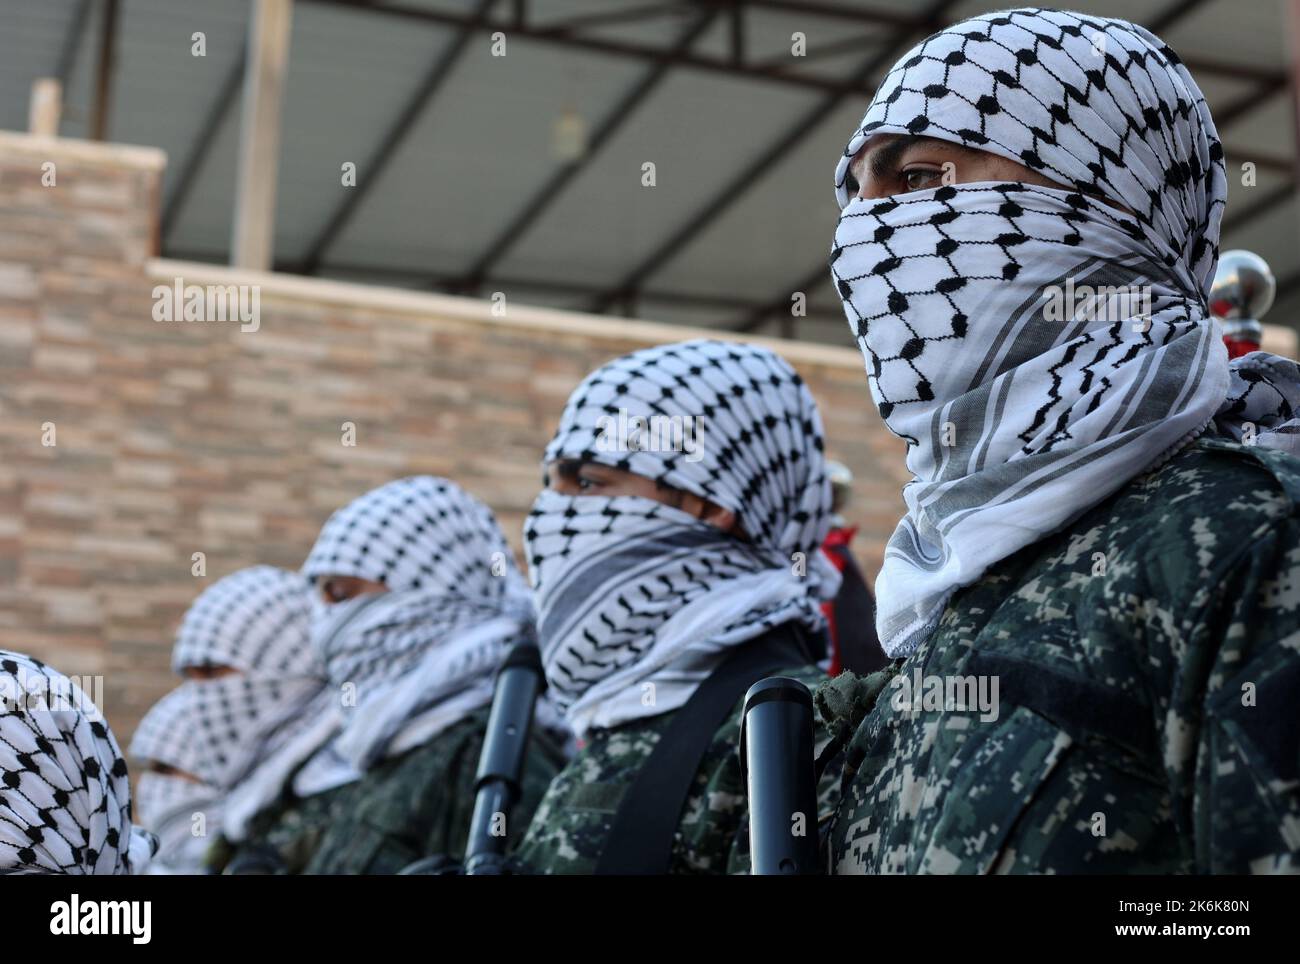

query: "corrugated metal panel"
left=270, top=1, right=462, bottom=263
left=325, top=26, right=653, bottom=275
left=0, top=0, right=85, bottom=132
left=107, top=0, right=249, bottom=181
left=490, top=65, right=822, bottom=286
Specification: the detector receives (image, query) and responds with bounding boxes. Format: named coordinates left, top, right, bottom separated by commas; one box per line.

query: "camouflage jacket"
left=211, top=782, right=355, bottom=875
left=305, top=705, right=566, bottom=874
left=514, top=662, right=840, bottom=875
left=822, top=436, right=1300, bottom=874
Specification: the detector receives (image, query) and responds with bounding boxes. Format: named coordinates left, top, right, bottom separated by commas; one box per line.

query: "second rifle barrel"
left=741, top=676, right=821, bottom=875
left=463, top=641, right=545, bottom=875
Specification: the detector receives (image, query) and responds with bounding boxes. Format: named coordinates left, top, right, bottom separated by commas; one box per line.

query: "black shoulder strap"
left=594, top=621, right=813, bottom=875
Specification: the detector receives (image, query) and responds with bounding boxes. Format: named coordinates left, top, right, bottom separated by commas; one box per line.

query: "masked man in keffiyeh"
left=513, top=338, right=845, bottom=874
left=131, top=566, right=332, bottom=874
left=128, top=687, right=221, bottom=874
left=233, top=476, right=567, bottom=875
left=1, top=651, right=156, bottom=874
left=823, top=7, right=1300, bottom=874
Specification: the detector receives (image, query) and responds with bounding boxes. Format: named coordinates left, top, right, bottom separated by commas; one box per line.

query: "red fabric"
left=822, top=524, right=858, bottom=557
left=821, top=525, right=858, bottom=675
left=1224, top=337, right=1258, bottom=360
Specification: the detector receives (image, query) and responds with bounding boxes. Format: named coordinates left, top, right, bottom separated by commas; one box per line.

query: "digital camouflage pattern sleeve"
left=211, top=782, right=356, bottom=875
left=821, top=436, right=1300, bottom=874
left=513, top=662, right=841, bottom=875
left=303, top=705, right=566, bottom=874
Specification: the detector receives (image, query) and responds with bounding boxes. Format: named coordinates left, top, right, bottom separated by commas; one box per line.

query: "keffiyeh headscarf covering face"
left=128, top=688, right=219, bottom=874
left=526, top=339, right=839, bottom=737
left=169, top=566, right=322, bottom=790
left=161, top=566, right=337, bottom=845
left=830, top=8, right=1300, bottom=657
left=0, top=652, right=156, bottom=874
left=300, top=476, right=538, bottom=770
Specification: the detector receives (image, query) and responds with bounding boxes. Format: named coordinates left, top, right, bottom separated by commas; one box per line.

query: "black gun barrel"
left=224, top=843, right=287, bottom=875
left=463, top=640, right=546, bottom=875
left=740, top=676, right=821, bottom=875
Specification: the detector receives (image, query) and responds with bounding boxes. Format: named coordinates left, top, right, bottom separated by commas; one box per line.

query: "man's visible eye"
left=322, top=579, right=346, bottom=603
left=903, top=166, right=944, bottom=191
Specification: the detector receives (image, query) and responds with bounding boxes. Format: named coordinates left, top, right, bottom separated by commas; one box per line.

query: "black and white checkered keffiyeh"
left=829, top=7, right=1300, bottom=657
left=526, top=339, right=839, bottom=737
left=168, top=567, right=324, bottom=789
left=129, top=687, right=219, bottom=874
left=0, top=651, right=156, bottom=874
left=300, top=476, right=538, bottom=771
left=145, top=566, right=332, bottom=846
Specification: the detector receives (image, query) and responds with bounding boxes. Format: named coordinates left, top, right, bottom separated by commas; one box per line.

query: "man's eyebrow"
left=554, top=458, right=618, bottom=481
left=852, top=134, right=963, bottom=182
left=552, top=459, right=585, bottom=482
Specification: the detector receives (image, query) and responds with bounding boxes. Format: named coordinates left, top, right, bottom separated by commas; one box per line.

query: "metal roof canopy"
left=2, top=0, right=1298, bottom=343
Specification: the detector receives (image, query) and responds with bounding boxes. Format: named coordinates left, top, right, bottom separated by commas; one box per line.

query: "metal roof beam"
left=162, top=47, right=247, bottom=241
left=750, top=0, right=1215, bottom=47
left=89, top=0, right=120, bottom=141
left=750, top=32, right=889, bottom=69
left=304, top=0, right=884, bottom=96
left=1146, top=0, right=1214, bottom=35
left=55, top=0, right=93, bottom=89
left=1222, top=181, right=1294, bottom=235
left=297, top=0, right=499, bottom=274
left=741, top=1, right=941, bottom=31
left=453, top=6, right=719, bottom=292
left=735, top=262, right=830, bottom=333
left=587, top=0, right=964, bottom=315
left=300, top=0, right=1273, bottom=97
left=533, top=2, right=694, bottom=35
left=1214, top=80, right=1286, bottom=130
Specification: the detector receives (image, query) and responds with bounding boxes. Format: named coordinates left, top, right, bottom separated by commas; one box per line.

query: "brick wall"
left=0, top=131, right=911, bottom=745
